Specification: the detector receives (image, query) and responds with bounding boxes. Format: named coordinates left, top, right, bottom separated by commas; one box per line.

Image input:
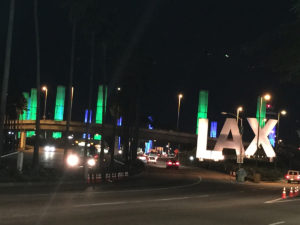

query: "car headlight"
left=66, top=154, right=79, bottom=167
left=45, top=145, right=55, bottom=152
left=87, top=158, right=96, bottom=167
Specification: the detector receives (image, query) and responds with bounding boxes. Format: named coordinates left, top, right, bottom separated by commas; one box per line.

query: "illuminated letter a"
left=214, top=118, right=244, bottom=157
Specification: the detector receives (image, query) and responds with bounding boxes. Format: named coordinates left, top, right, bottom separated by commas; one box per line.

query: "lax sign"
left=196, top=118, right=277, bottom=161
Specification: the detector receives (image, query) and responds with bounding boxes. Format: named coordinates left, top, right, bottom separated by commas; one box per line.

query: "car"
left=137, top=155, right=147, bottom=163
left=285, top=170, right=300, bottom=183
left=44, top=145, right=55, bottom=152
left=166, top=159, right=180, bottom=169
left=147, top=154, right=158, bottom=164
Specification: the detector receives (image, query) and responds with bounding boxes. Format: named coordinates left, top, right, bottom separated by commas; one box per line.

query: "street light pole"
left=236, top=106, right=243, bottom=129
left=42, top=86, right=48, bottom=120
left=256, top=94, right=271, bottom=159
left=176, top=94, right=183, bottom=130
left=236, top=106, right=243, bottom=166
left=276, top=110, right=286, bottom=147
left=257, top=97, right=262, bottom=153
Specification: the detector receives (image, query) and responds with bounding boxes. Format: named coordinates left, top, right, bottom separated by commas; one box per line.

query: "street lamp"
left=176, top=93, right=183, bottom=130
left=276, top=110, right=286, bottom=147
left=41, top=86, right=48, bottom=120
left=221, top=111, right=243, bottom=125
left=236, top=106, right=243, bottom=128
left=257, top=94, right=271, bottom=153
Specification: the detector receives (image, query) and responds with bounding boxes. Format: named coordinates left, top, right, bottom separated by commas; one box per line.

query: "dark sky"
left=0, top=0, right=298, bottom=143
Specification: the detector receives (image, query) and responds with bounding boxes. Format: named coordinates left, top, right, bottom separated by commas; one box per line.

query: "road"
left=0, top=162, right=299, bottom=225
left=23, top=146, right=65, bottom=168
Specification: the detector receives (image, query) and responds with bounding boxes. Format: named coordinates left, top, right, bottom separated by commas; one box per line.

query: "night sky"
left=0, top=0, right=299, bottom=144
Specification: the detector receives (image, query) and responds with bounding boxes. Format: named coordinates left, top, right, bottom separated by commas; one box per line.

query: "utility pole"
left=83, top=32, right=95, bottom=179
left=0, top=0, right=15, bottom=157
left=33, top=0, right=41, bottom=170
left=100, top=42, right=108, bottom=180
left=64, top=21, right=76, bottom=160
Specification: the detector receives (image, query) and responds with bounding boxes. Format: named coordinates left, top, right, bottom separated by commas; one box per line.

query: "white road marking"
left=265, top=197, right=300, bottom=204
left=74, top=194, right=209, bottom=208
left=75, top=201, right=127, bottom=207
left=269, top=221, right=285, bottom=225
left=264, top=198, right=283, bottom=204
left=153, top=197, right=191, bottom=201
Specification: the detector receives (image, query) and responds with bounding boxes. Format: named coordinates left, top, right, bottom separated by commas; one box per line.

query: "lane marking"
left=75, top=201, right=127, bottom=207
left=74, top=194, right=209, bottom=208
left=153, top=197, right=191, bottom=201
left=269, top=221, right=285, bottom=225
left=264, top=198, right=283, bottom=204
left=265, top=198, right=300, bottom=204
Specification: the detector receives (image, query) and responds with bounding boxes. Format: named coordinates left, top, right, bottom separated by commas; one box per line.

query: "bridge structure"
left=7, top=119, right=203, bottom=150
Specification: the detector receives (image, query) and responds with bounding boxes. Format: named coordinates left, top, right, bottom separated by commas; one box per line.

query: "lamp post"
left=176, top=94, right=183, bottom=130
left=41, top=86, right=48, bottom=120
left=276, top=110, right=286, bottom=147
left=221, top=110, right=243, bottom=129
left=236, top=106, right=243, bottom=131
left=257, top=94, right=271, bottom=158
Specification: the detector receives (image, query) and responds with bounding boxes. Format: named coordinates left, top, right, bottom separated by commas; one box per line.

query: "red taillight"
left=167, top=161, right=172, bottom=165
left=94, top=155, right=99, bottom=159
left=297, top=175, right=300, bottom=180
left=285, top=175, right=290, bottom=179
left=175, top=162, right=180, bottom=166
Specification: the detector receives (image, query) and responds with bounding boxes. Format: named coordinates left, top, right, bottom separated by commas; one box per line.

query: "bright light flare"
left=237, top=106, right=243, bottom=112
left=264, top=94, right=271, bottom=101
left=66, top=154, right=79, bottom=167
left=87, top=158, right=96, bottom=167
left=44, top=145, right=55, bottom=152
left=280, top=110, right=287, bottom=115
left=68, top=135, right=73, bottom=140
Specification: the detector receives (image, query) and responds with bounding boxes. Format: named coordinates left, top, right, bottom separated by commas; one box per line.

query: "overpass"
left=6, top=120, right=200, bottom=144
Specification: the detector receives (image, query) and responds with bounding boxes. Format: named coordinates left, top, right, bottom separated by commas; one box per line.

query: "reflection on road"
left=24, top=147, right=66, bottom=168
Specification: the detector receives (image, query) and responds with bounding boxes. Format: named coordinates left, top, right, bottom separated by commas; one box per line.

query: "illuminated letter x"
left=245, top=118, right=277, bottom=158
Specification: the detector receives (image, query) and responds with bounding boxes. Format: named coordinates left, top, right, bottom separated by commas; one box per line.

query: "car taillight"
left=167, top=161, right=172, bottom=165
left=297, top=175, right=300, bottom=180
left=285, top=175, right=290, bottom=179
left=175, top=162, right=180, bottom=166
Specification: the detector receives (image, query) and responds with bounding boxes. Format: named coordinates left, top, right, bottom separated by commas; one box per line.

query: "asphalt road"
left=0, top=163, right=299, bottom=225
left=23, top=146, right=67, bottom=168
